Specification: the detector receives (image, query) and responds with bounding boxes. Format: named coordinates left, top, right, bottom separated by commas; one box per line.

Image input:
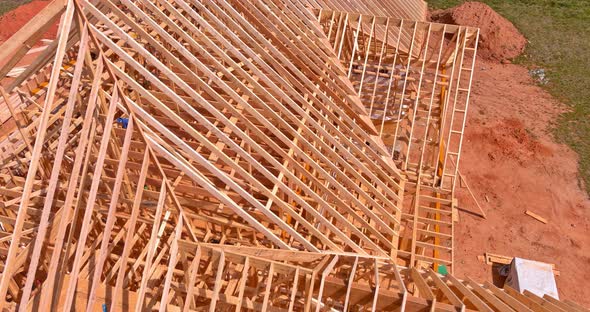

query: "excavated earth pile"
left=430, top=1, right=590, bottom=307
left=430, top=2, right=527, bottom=62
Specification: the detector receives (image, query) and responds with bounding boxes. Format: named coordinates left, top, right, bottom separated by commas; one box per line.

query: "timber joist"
left=0, top=0, right=584, bottom=310
left=315, top=9, right=478, bottom=185
left=314, top=8, right=480, bottom=273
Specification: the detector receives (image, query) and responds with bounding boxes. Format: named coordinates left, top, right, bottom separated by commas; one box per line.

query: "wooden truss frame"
left=315, top=9, right=479, bottom=190
left=314, top=9, right=479, bottom=272
left=0, top=0, right=585, bottom=311
left=299, top=0, right=428, bottom=23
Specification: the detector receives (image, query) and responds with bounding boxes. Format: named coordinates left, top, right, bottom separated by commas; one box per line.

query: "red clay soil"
left=430, top=2, right=527, bottom=62
left=450, top=34, right=590, bottom=309
left=431, top=3, right=589, bottom=305
left=0, top=0, right=57, bottom=44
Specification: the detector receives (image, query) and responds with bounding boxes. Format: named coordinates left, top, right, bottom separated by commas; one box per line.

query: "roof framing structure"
left=314, top=8, right=478, bottom=272
left=0, top=0, right=586, bottom=311
left=300, top=0, right=428, bottom=22
left=316, top=9, right=478, bottom=190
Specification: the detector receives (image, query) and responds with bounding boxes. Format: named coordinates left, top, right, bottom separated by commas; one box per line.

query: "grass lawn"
left=429, top=0, right=590, bottom=194
left=0, top=0, right=32, bottom=16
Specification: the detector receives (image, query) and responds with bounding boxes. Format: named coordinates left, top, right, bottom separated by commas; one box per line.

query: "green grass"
left=0, top=0, right=32, bottom=16
left=429, top=0, right=590, bottom=194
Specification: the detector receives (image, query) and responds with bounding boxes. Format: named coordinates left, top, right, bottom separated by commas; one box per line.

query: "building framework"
left=314, top=8, right=478, bottom=272
left=0, top=0, right=585, bottom=311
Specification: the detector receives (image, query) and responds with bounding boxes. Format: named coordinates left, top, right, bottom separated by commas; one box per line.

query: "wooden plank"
left=525, top=210, right=548, bottom=224
left=445, top=274, right=493, bottom=312
left=484, top=282, right=532, bottom=312
left=0, top=0, right=76, bottom=308
left=0, top=0, right=66, bottom=66
left=410, top=268, right=434, bottom=301
left=465, top=277, right=513, bottom=312
left=523, top=290, right=567, bottom=312
left=426, top=268, right=464, bottom=309
left=503, top=286, right=552, bottom=312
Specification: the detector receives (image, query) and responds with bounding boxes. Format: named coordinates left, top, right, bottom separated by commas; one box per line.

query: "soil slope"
left=431, top=2, right=527, bottom=62
left=454, top=59, right=590, bottom=306
left=432, top=2, right=590, bottom=306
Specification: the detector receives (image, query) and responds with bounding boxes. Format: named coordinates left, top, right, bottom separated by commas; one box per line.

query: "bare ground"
left=454, top=59, right=590, bottom=305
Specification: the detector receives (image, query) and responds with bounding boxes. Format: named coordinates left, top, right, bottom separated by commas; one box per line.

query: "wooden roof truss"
left=0, top=0, right=583, bottom=311
left=316, top=10, right=479, bottom=190
left=315, top=9, right=479, bottom=272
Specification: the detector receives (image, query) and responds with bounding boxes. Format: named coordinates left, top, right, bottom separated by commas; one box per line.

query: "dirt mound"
left=471, top=118, right=553, bottom=166
left=455, top=60, right=590, bottom=306
left=430, top=2, right=527, bottom=62
left=0, top=0, right=57, bottom=43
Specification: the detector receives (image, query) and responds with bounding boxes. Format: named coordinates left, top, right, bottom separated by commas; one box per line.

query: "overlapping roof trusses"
left=316, top=9, right=478, bottom=189
left=0, top=0, right=407, bottom=308
left=300, top=0, right=428, bottom=22
left=0, top=0, right=582, bottom=311
left=311, top=8, right=478, bottom=271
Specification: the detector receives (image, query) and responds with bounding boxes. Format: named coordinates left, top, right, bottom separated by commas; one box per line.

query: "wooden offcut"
left=525, top=209, right=549, bottom=224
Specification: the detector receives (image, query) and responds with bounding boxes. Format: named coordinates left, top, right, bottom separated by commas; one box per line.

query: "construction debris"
left=456, top=170, right=486, bottom=219
left=505, top=257, right=559, bottom=299
left=525, top=209, right=549, bottom=224
left=529, top=68, right=549, bottom=85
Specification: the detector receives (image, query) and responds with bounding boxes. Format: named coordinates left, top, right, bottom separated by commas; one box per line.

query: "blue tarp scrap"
left=116, top=117, right=129, bottom=129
